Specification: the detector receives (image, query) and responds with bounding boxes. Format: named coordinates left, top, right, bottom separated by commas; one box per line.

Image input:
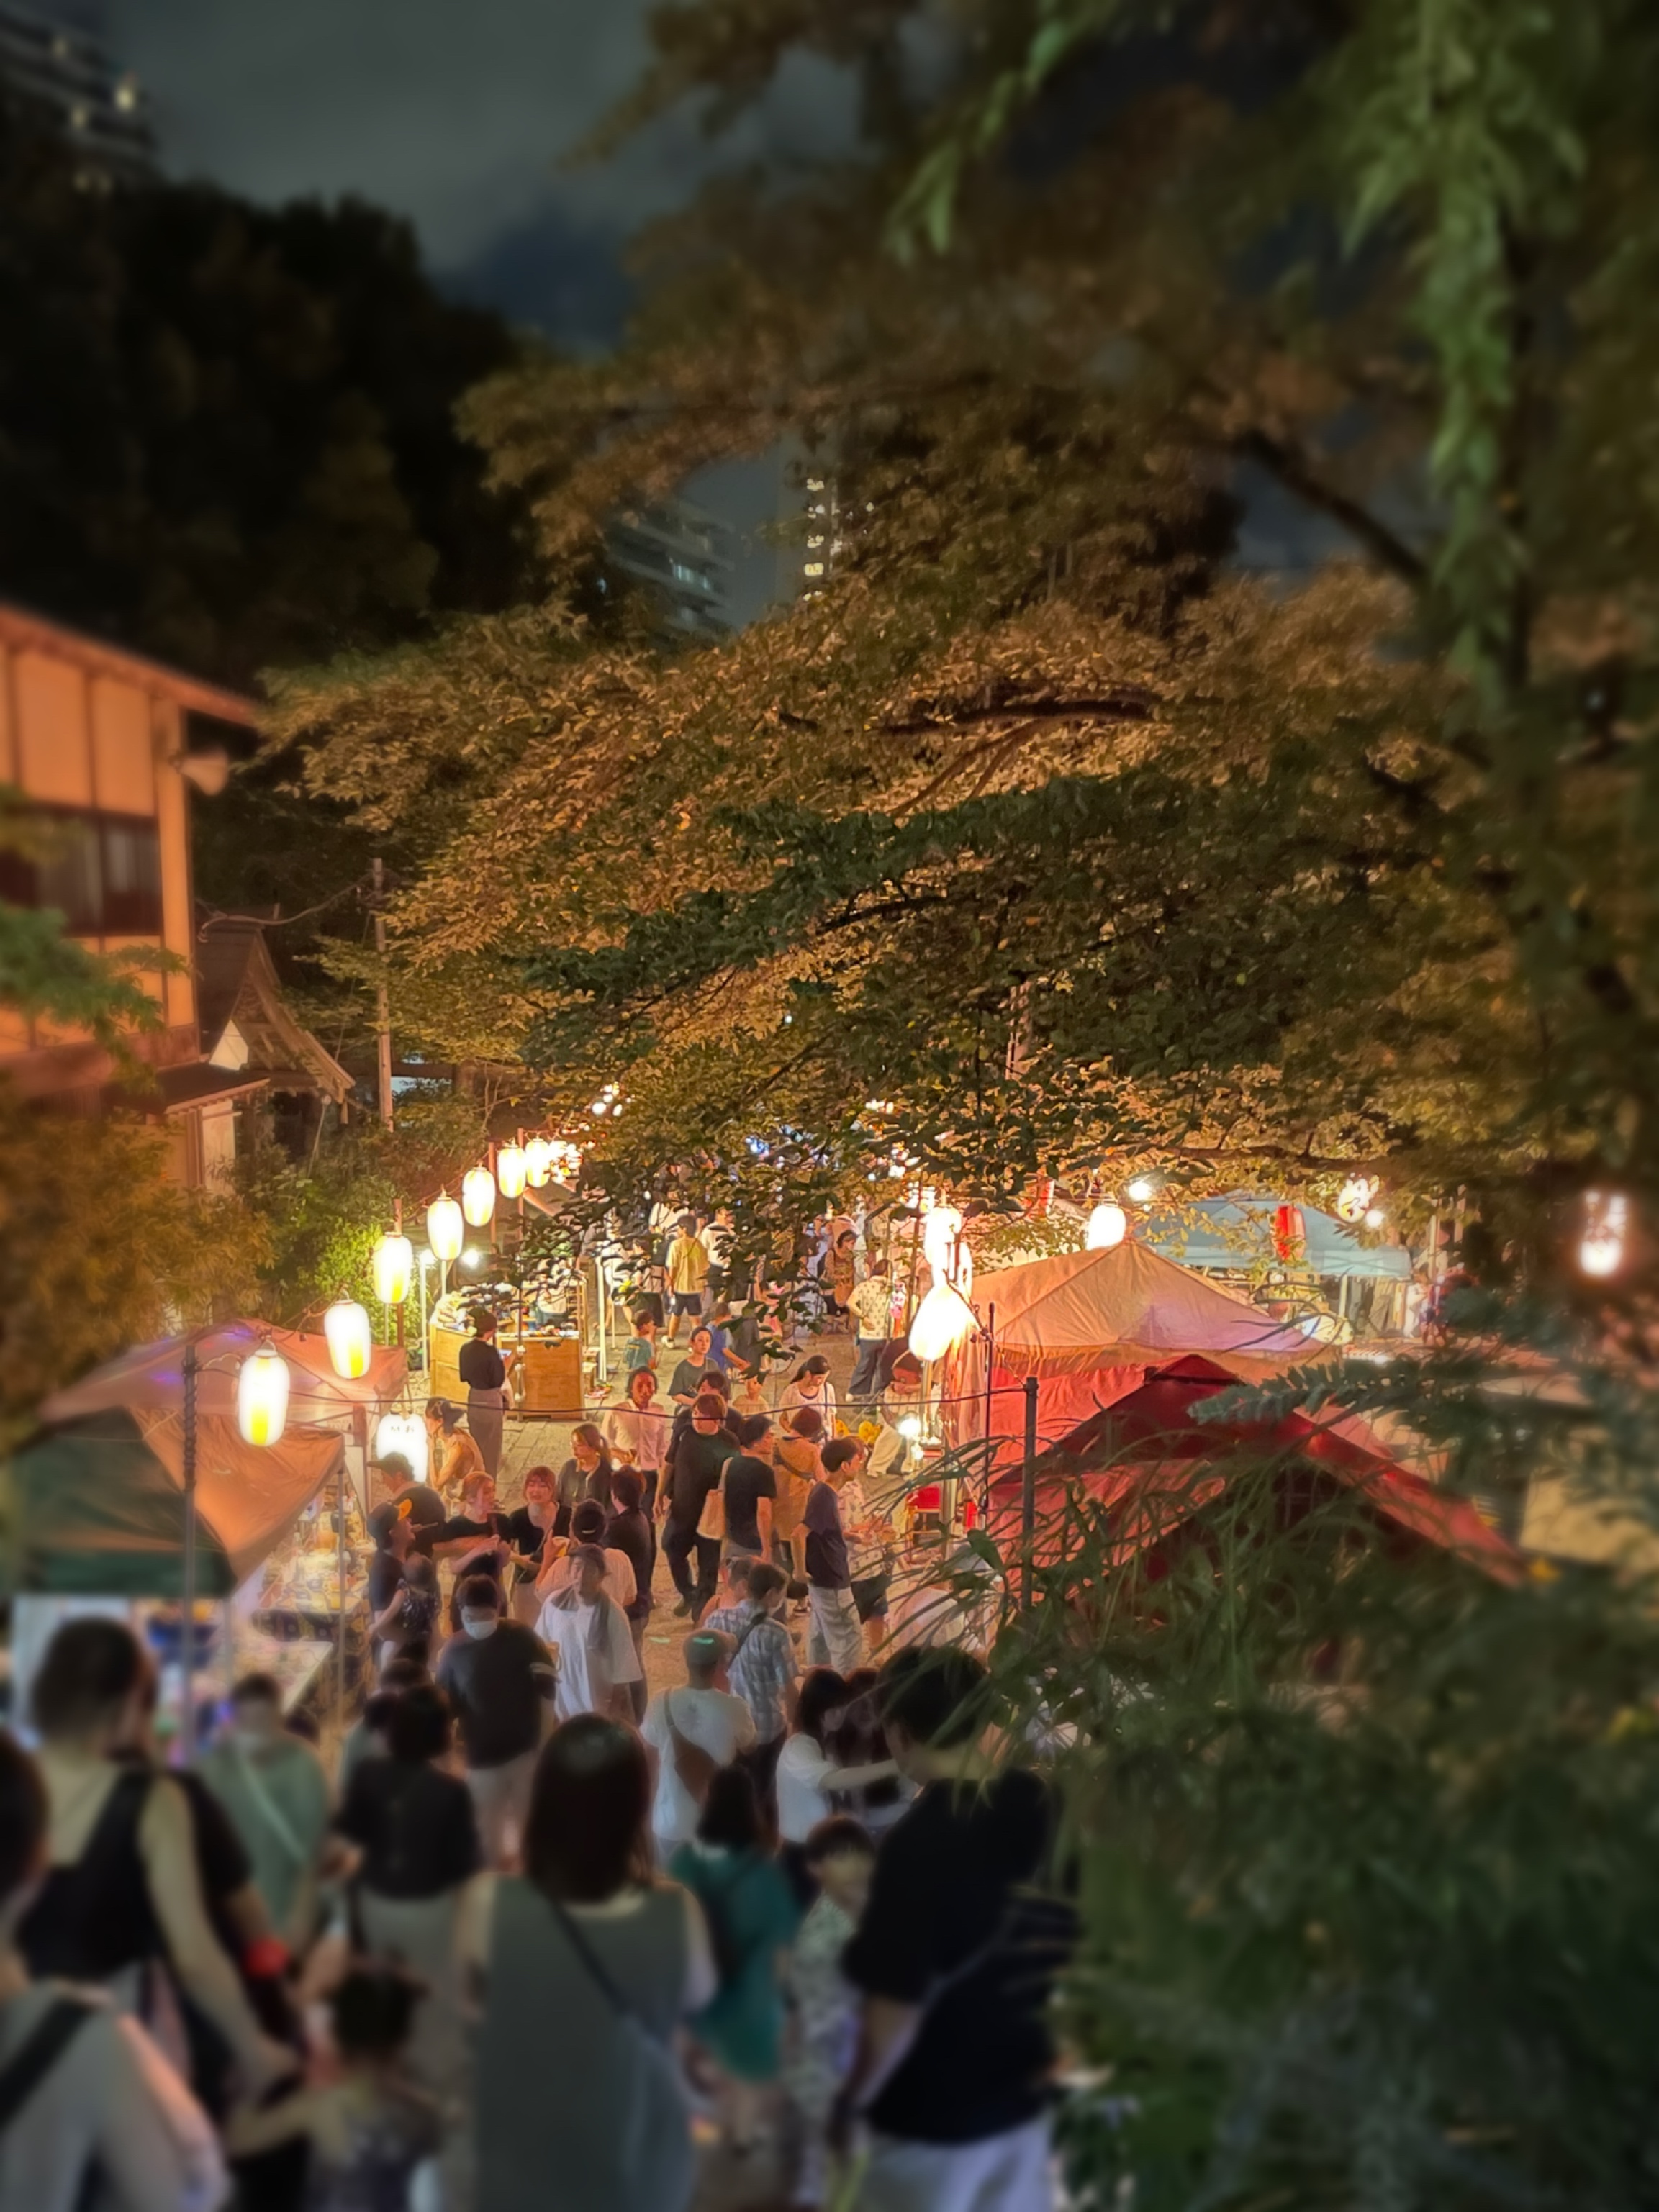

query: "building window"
left=0, top=808, right=163, bottom=935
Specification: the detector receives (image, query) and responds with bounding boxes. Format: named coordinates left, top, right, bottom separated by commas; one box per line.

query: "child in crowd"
left=624, top=1307, right=661, bottom=1377
left=783, top=1817, right=876, bottom=2208
left=225, top=1964, right=441, bottom=2212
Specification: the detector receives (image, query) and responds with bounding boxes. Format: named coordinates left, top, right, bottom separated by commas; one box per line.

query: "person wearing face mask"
left=435, top=1577, right=557, bottom=1869
left=196, top=1675, right=334, bottom=1956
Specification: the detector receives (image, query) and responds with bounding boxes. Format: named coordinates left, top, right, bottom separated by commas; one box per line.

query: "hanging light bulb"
left=1126, top=1176, right=1157, bottom=1204
left=525, top=1137, right=553, bottom=1187
left=1085, top=1202, right=1128, bottom=1250
left=496, top=1143, right=528, bottom=1200
left=908, top=1282, right=975, bottom=1361
left=374, top=1410, right=430, bottom=1484
left=370, top=1231, right=413, bottom=1307
left=1580, top=1190, right=1629, bottom=1279
left=427, top=1192, right=464, bottom=1264
left=323, top=1299, right=373, bottom=1381
left=461, top=1166, right=496, bottom=1227
left=236, top=1338, right=290, bottom=1447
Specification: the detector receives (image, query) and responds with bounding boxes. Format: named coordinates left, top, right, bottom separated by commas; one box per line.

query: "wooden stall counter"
left=429, top=1324, right=586, bottom=1417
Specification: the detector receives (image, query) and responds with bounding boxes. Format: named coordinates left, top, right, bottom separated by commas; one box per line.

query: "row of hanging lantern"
left=232, top=1292, right=380, bottom=1451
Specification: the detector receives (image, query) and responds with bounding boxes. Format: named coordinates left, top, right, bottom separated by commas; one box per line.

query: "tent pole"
left=181, top=1341, right=199, bottom=1762
left=982, top=1306, right=996, bottom=1514
left=1021, top=1373, right=1039, bottom=1610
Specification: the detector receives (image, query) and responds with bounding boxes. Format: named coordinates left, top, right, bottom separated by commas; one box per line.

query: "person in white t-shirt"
left=775, top=1669, right=898, bottom=1853
left=639, top=1633, right=756, bottom=1860
left=535, top=1500, right=638, bottom=1614
left=0, top=1731, right=226, bottom=2212
left=535, top=1548, right=643, bottom=1723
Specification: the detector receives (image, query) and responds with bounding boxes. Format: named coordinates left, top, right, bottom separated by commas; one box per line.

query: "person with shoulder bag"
left=0, top=1727, right=227, bottom=2212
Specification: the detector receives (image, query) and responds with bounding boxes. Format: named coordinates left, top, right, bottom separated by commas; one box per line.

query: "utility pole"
left=371, top=856, right=393, bottom=1130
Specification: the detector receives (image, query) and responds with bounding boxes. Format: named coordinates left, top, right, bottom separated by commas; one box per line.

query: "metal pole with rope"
left=1021, top=1373, right=1039, bottom=1610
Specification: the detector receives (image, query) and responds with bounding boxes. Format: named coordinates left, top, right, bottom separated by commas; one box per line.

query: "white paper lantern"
left=371, top=1231, right=414, bottom=1307
left=374, top=1410, right=430, bottom=1484
left=524, top=1137, right=553, bottom=1187
left=324, top=1298, right=373, bottom=1381
left=427, top=1192, right=464, bottom=1264
left=908, top=1281, right=975, bottom=1362
left=461, top=1166, right=497, bottom=1227
left=921, top=1205, right=963, bottom=1272
left=1580, top=1191, right=1629, bottom=1279
left=1085, top=1202, right=1128, bottom=1250
left=496, top=1143, right=528, bottom=1200
left=236, top=1339, right=290, bottom=1447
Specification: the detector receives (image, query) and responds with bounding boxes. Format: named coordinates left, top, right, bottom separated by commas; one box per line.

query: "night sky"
left=65, top=0, right=856, bottom=353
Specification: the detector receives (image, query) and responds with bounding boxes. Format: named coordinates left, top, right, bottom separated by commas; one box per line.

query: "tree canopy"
left=274, top=0, right=1659, bottom=1253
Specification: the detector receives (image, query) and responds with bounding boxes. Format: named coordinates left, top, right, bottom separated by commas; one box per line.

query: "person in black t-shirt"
left=456, top=1309, right=512, bottom=1474
left=433, top=1577, right=556, bottom=1867
left=663, top=1392, right=736, bottom=1618
left=722, top=1413, right=777, bottom=1559
left=368, top=1454, right=446, bottom=1555
left=836, top=1649, right=1073, bottom=2207
left=432, top=1471, right=514, bottom=1622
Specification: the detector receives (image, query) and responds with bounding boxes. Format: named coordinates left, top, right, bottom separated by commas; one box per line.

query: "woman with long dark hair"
left=461, top=1718, right=715, bottom=2212
left=669, top=1767, right=800, bottom=2155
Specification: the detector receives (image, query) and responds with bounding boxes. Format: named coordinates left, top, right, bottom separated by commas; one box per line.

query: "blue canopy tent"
left=1144, top=1195, right=1412, bottom=1336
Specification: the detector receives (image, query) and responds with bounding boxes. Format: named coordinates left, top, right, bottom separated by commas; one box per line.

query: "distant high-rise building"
left=605, top=497, right=736, bottom=643
left=0, top=1, right=153, bottom=183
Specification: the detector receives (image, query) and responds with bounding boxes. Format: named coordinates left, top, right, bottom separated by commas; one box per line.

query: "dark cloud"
left=83, top=0, right=854, bottom=348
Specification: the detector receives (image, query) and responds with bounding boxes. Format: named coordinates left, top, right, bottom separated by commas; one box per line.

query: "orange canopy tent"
left=946, top=1240, right=1316, bottom=1463
left=40, top=1321, right=407, bottom=1431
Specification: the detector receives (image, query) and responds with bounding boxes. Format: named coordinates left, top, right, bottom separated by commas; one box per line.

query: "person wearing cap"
left=535, top=1500, right=638, bottom=1618
left=535, top=1544, right=643, bottom=1723
left=641, top=1631, right=756, bottom=1863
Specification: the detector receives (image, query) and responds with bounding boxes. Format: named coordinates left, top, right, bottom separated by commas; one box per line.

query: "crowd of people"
left=0, top=1623, right=1069, bottom=2212
left=0, top=1203, right=1070, bottom=2210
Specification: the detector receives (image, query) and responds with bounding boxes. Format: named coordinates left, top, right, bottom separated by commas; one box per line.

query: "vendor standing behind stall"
left=457, top=1310, right=512, bottom=1476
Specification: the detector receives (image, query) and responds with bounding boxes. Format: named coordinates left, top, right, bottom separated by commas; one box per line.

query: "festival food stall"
left=21, top=1324, right=410, bottom=1725
left=428, top=1278, right=584, bottom=1414
left=1, top=1402, right=352, bottom=1728
left=944, top=1239, right=1314, bottom=1465
left=985, top=1352, right=1520, bottom=1580
left=1143, top=1192, right=1414, bottom=1337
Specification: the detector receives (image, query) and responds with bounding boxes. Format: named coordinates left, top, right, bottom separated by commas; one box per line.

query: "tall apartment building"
left=0, top=601, right=264, bottom=1185
left=0, top=2, right=153, bottom=183
left=605, top=498, right=736, bottom=642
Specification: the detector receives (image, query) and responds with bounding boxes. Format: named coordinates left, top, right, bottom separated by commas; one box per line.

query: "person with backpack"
left=641, top=1631, right=757, bottom=1862
left=702, top=1562, right=799, bottom=1809
left=463, top=1716, right=716, bottom=2212
left=669, top=1767, right=802, bottom=2158
left=0, top=1727, right=226, bottom=2212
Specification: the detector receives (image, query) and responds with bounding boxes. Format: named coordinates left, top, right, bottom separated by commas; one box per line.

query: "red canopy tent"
left=986, top=1354, right=1519, bottom=1579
